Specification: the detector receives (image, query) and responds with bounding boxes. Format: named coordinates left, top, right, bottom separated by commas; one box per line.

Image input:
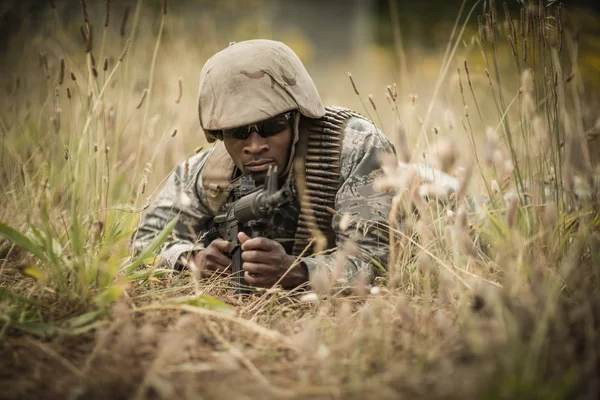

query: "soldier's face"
left=223, top=117, right=293, bottom=184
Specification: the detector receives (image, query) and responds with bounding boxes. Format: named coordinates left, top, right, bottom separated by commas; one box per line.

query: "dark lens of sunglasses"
left=223, top=112, right=292, bottom=140
left=227, top=127, right=251, bottom=140
left=260, top=116, right=290, bottom=137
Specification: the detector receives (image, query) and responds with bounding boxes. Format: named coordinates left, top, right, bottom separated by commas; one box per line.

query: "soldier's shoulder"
left=345, top=115, right=382, bottom=138
left=323, top=106, right=384, bottom=140
left=335, top=110, right=392, bottom=152
left=184, top=147, right=213, bottom=172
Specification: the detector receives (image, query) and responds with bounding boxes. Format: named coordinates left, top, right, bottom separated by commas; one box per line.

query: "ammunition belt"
left=292, top=106, right=364, bottom=256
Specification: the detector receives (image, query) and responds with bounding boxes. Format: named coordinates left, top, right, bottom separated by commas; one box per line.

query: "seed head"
left=508, top=35, right=517, bottom=57
left=348, top=72, right=359, bottom=95
left=105, top=0, right=110, bottom=27
left=386, top=85, right=395, bottom=101
left=103, top=57, right=108, bottom=71
left=485, top=69, right=493, bottom=86
left=175, top=77, right=183, bottom=104
left=385, top=91, right=393, bottom=106
left=120, top=6, right=131, bottom=37
left=300, top=292, right=319, bottom=303
left=478, top=15, right=485, bottom=43
left=79, top=25, right=87, bottom=43
left=119, top=38, right=131, bottom=61
left=368, top=94, right=376, bottom=111
left=58, top=58, right=65, bottom=85
left=40, top=52, right=50, bottom=79
left=409, top=93, right=418, bottom=105
left=135, top=89, right=148, bottom=109
left=339, top=213, right=351, bottom=231
left=84, top=24, right=93, bottom=53
left=80, top=0, right=89, bottom=24
left=485, top=12, right=495, bottom=43
left=171, top=128, right=177, bottom=137
left=464, top=60, right=473, bottom=88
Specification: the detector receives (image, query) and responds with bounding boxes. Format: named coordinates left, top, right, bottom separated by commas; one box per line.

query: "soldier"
left=131, top=39, right=397, bottom=290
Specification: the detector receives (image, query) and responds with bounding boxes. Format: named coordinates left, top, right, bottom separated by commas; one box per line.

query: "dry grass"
left=0, top=1, right=599, bottom=399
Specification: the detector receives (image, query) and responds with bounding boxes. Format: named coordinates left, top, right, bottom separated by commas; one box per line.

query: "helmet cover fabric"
left=198, top=39, right=326, bottom=142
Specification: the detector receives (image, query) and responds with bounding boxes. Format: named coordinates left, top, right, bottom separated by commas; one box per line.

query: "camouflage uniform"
left=132, top=115, right=396, bottom=286
left=131, top=39, right=397, bottom=286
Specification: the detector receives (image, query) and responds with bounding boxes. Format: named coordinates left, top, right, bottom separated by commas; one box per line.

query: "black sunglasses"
left=210, top=111, right=295, bottom=140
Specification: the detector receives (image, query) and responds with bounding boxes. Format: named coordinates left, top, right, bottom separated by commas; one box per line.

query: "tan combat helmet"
left=198, top=39, right=326, bottom=143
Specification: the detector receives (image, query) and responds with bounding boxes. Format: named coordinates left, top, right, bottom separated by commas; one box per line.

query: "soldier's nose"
left=243, top=131, right=269, bottom=154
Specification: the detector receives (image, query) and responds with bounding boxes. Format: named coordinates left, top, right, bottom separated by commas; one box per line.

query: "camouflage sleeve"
left=300, top=117, right=396, bottom=286
left=130, top=151, right=214, bottom=268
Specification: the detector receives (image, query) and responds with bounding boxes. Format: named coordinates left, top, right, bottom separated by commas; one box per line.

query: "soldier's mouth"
left=245, top=159, right=274, bottom=172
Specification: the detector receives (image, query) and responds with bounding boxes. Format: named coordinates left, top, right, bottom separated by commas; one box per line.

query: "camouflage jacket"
left=131, top=115, right=397, bottom=286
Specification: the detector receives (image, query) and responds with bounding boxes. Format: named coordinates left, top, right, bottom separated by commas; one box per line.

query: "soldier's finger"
left=243, top=262, right=279, bottom=276
left=241, top=249, right=273, bottom=264
left=200, top=265, right=228, bottom=278
left=238, top=232, right=250, bottom=244
left=206, top=249, right=232, bottom=268
left=240, top=237, right=277, bottom=252
left=211, top=239, right=234, bottom=253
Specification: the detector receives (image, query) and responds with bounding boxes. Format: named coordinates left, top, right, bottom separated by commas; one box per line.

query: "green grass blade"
left=65, top=310, right=106, bottom=329
left=0, top=287, right=45, bottom=308
left=123, top=216, right=179, bottom=274
left=10, top=321, right=62, bottom=338
left=0, top=222, right=48, bottom=262
left=168, top=295, right=235, bottom=315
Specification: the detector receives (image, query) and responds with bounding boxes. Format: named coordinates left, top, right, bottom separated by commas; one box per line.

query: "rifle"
left=205, top=166, right=291, bottom=293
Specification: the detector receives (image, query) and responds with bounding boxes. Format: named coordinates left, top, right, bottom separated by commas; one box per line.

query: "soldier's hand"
left=238, top=232, right=308, bottom=289
left=193, top=239, right=233, bottom=277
